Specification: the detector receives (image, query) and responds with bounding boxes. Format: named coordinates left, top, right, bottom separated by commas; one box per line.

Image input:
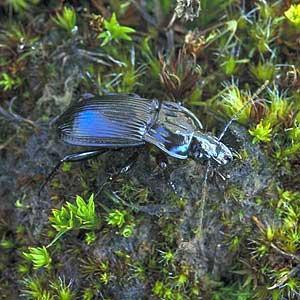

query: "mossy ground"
left=0, top=1, right=300, bottom=299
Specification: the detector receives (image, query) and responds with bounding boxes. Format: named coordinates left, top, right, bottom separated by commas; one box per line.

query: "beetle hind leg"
left=38, top=149, right=110, bottom=195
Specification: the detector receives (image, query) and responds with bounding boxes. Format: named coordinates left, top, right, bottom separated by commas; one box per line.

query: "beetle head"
left=189, top=131, right=233, bottom=165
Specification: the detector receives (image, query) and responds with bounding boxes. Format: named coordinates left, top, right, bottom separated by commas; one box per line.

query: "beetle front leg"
left=39, top=149, right=111, bottom=195
left=153, top=151, right=177, bottom=192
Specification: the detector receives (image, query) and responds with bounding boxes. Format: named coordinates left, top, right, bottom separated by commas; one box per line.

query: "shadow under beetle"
left=39, top=93, right=233, bottom=192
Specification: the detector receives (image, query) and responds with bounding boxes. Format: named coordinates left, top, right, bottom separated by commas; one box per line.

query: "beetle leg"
left=198, top=161, right=211, bottom=234
left=39, top=149, right=109, bottom=195
left=117, top=151, right=140, bottom=176
left=215, top=170, right=227, bottom=181
left=153, top=152, right=176, bottom=191
left=155, top=152, right=169, bottom=170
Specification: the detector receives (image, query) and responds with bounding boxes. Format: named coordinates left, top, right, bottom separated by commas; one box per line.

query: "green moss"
left=5, top=0, right=39, bottom=13
left=285, top=4, right=300, bottom=27
left=225, top=185, right=247, bottom=202
left=106, top=209, right=127, bottom=228
left=250, top=62, right=276, bottom=83
left=99, top=13, right=135, bottom=46
left=52, top=6, right=77, bottom=34
left=249, top=121, right=272, bottom=144
left=218, top=83, right=252, bottom=124
left=23, top=246, right=52, bottom=270
left=1, top=1, right=300, bottom=298
left=0, top=72, right=21, bottom=91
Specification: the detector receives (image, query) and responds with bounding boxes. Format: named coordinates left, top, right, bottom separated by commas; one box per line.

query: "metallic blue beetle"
left=40, top=94, right=233, bottom=192
left=57, top=94, right=232, bottom=162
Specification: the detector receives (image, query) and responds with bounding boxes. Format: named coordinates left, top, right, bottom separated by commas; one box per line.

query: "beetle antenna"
left=218, top=80, right=270, bottom=142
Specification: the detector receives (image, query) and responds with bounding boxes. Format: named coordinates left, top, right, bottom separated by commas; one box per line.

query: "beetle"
left=39, top=93, right=233, bottom=193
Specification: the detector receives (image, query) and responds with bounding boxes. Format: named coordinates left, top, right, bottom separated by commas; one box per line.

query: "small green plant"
left=229, top=236, right=241, bottom=252
left=211, top=282, right=254, bottom=300
left=159, top=249, right=174, bottom=265
left=21, top=276, right=74, bottom=299
left=68, top=194, right=97, bottom=228
left=99, top=272, right=110, bottom=285
left=50, top=277, right=74, bottom=300
left=52, top=6, right=77, bottom=33
left=140, top=37, right=161, bottom=78
left=253, top=242, right=269, bottom=259
left=51, top=194, right=97, bottom=231
left=250, top=61, right=276, bottom=82
left=249, top=121, right=272, bottom=144
left=99, top=13, right=135, bottom=46
left=0, top=72, right=21, bottom=91
left=250, top=19, right=275, bottom=55
left=219, top=84, right=251, bottom=124
left=118, top=64, right=145, bottom=93
left=152, top=280, right=184, bottom=300
left=269, top=268, right=300, bottom=299
left=23, top=246, right=52, bottom=269
left=264, top=88, right=291, bottom=127
left=220, top=56, right=249, bottom=76
left=17, top=263, right=30, bottom=275
left=106, top=209, right=127, bottom=228
left=84, top=231, right=97, bottom=245
left=106, top=209, right=135, bottom=238
left=287, top=121, right=300, bottom=143
left=0, top=238, right=14, bottom=249
left=247, top=190, right=300, bottom=298
left=225, top=185, right=246, bottom=202
left=21, top=276, right=53, bottom=300
left=121, top=224, right=134, bottom=238
left=120, top=181, right=150, bottom=203
left=82, top=288, right=94, bottom=300
left=61, top=162, right=72, bottom=172
left=80, top=257, right=111, bottom=280
left=49, top=194, right=98, bottom=245
left=175, top=273, right=188, bottom=287
left=129, top=262, right=146, bottom=281
left=5, top=0, right=38, bottom=13
left=152, top=280, right=164, bottom=297
left=285, top=4, right=300, bottom=27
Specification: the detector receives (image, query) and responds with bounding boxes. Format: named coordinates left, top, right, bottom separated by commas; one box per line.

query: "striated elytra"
left=56, top=93, right=233, bottom=164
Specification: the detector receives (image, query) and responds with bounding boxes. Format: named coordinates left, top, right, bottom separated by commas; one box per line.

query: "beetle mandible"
left=39, top=93, right=233, bottom=192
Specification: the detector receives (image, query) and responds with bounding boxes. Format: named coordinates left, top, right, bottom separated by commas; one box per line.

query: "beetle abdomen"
left=56, top=94, right=159, bottom=147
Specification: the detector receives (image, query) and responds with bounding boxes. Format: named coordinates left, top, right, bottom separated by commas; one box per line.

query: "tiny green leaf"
left=285, top=4, right=300, bottom=27
left=52, top=6, right=77, bottom=33
left=99, top=13, right=135, bottom=46
left=249, top=121, right=272, bottom=144
left=23, top=246, right=51, bottom=269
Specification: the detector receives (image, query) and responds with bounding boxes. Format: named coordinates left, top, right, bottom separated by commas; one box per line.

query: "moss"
left=0, top=1, right=299, bottom=299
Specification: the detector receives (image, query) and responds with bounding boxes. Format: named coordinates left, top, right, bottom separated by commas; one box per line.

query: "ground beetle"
left=40, top=93, right=233, bottom=192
